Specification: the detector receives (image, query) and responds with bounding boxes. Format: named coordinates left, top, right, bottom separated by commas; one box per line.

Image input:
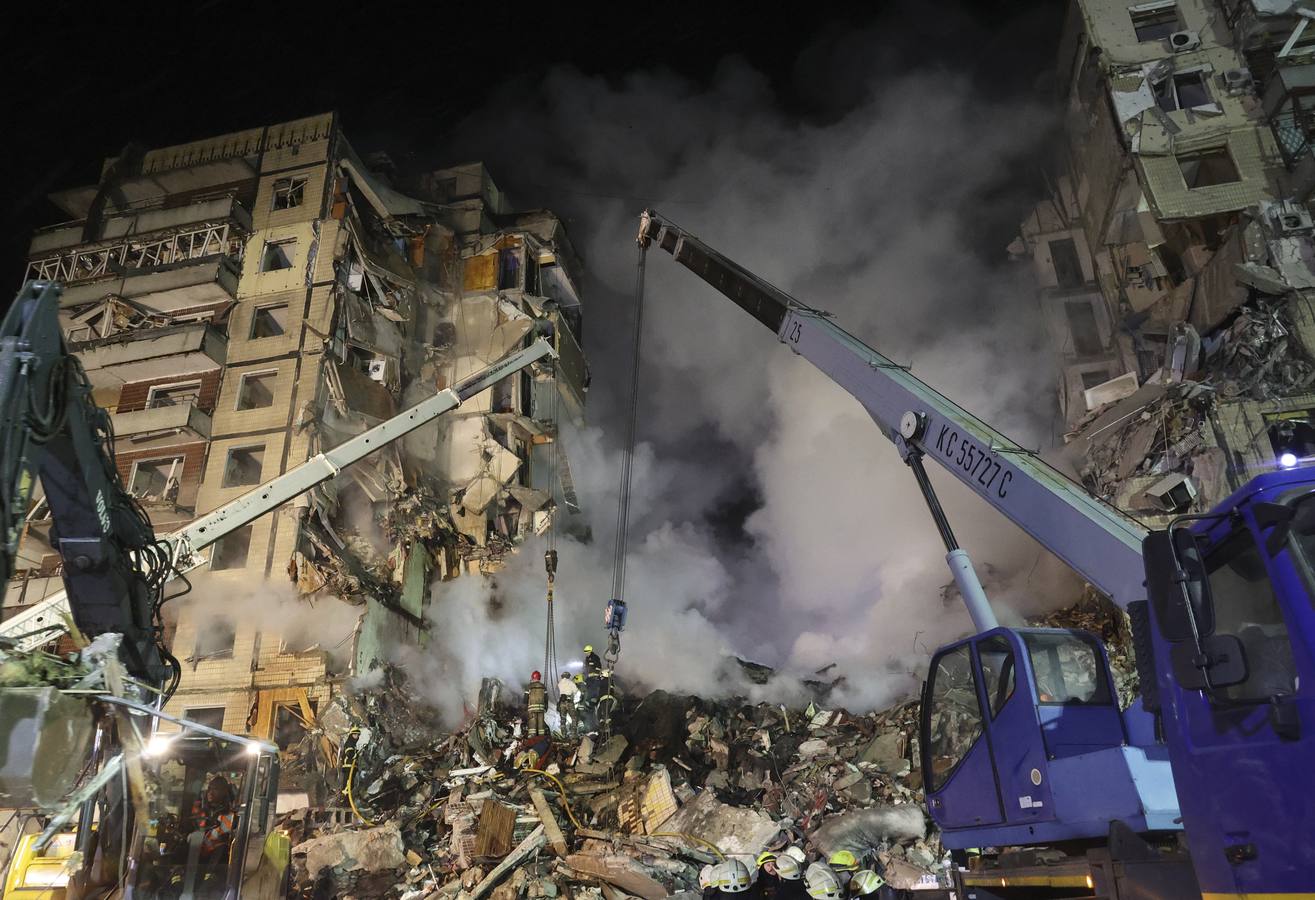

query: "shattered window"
left=184, top=707, right=226, bottom=730
left=147, top=381, right=202, bottom=409
left=977, top=635, right=1016, bottom=719
left=250, top=303, right=289, bottom=339
left=1178, top=148, right=1241, bottom=188
left=1064, top=301, right=1103, bottom=356
left=1203, top=525, right=1296, bottom=702
left=498, top=248, right=522, bottom=290
left=925, top=644, right=984, bottom=792
left=271, top=176, right=307, bottom=211
left=130, top=457, right=182, bottom=499
left=259, top=238, right=297, bottom=272
left=272, top=701, right=317, bottom=751
left=1154, top=72, right=1211, bottom=112
left=222, top=445, right=265, bottom=487
left=1022, top=632, right=1112, bottom=705
left=1048, top=238, right=1084, bottom=288
left=1130, top=3, right=1179, bottom=42
left=236, top=371, right=277, bottom=410
left=211, top=525, right=253, bottom=571
left=193, top=616, right=236, bottom=660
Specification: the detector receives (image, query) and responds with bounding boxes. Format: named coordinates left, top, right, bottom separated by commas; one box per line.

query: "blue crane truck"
left=637, top=210, right=1314, bottom=900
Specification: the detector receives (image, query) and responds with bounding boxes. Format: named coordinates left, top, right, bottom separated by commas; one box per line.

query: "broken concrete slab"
left=565, top=852, right=669, bottom=900
left=661, top=790, right=778, bottom=859
left=294, top=820, right=407, bottom=881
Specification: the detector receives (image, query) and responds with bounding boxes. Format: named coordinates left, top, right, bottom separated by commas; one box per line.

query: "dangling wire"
left=607, top=244, right=648, bottom=666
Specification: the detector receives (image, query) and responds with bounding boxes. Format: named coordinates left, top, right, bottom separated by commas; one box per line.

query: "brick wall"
left=114, top=441, right=208, bottom=507
left=116, top=368, right=223, bottom=414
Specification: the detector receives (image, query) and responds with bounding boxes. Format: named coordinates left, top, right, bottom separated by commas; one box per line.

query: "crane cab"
left=920, top=626, right=1180, bottom=850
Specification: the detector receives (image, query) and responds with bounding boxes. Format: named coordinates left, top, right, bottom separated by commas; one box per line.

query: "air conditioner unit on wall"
left=1220, top=68, right=1253, bottom=93
left=1272, top=200, right=1315, bottom=235
left=1169, top=30, right=1201, bottom=52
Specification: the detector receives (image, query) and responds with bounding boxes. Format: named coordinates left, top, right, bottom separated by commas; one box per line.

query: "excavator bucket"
left=0, top=687, right=94, bottom=809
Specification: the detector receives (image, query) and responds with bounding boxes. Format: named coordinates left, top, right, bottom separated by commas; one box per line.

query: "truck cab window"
left=977, top=635, right=1016, bottom=717
left=1203, top=525, right=1296, bottom=702
left=1022, top=632, right=1111, bottom=705
left=926, top=645, right=984, bottom=791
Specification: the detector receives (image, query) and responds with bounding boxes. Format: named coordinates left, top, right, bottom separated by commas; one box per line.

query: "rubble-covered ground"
left=285, top=595, right=1136, bottom=900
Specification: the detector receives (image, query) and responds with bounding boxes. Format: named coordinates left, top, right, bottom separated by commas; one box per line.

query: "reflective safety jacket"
left=190, top=799, right=237, bottom=858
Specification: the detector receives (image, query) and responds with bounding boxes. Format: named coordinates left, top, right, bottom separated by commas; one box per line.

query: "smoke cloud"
left=378, top=37, right=1081, bottom=719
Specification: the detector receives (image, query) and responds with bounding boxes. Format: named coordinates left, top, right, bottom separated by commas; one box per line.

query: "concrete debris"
left=278, top=591, right=1124, bottom=898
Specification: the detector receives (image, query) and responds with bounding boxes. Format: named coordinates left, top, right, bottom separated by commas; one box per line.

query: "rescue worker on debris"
left=804, top=863, right=843, bottom=900
left=848, top=870, right=885, bottom=899
left=597, top=668, right=618, bottom=741
left=773, top=854, right=807, bottom=900
left=715, top=859, right=753, bottom=897
left=525, top=670, right=547, bottom=738
left=828, top=851, right=859, bottom=891
left=584, top=644, right=602, bottom=673
left=752, top=851, right=783, bottom=900
left=557, top=672, right=580, bottom=738
left=189, top=775, right=238, bottom=864
left=584, top=666, right=604, bottom=730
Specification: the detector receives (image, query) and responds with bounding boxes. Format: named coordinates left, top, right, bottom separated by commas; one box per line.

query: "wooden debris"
left=529, top=788, right=569, bottom=856
left=474, top=799, right=517, bottom=858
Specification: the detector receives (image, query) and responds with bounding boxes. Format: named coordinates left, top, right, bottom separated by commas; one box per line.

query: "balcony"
left=55, top=255, right=240, bottom=315
left=49, top=155, right=258, bottom=219
left=1263, top=62, right=1315, bottom=196
left=29, top=196, right=252, bottom=257
left=72, top=323, right=227, bottom=391
left=110, top=401, right=212, bottom=445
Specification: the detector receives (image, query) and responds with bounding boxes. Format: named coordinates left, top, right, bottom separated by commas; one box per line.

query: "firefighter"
left=828, top=851, right=859, bottom=891
left=557, top=671, right=579, bottom=737
left=190, top=775, right=238, bottom=864
left=584, top=644, right=602, bottom=673
left=752, top=851, right=783, bottom=900
left=584, top=666, right=604, bottom=729
left=714, top=859, right=752, bottom=896
left=525, top=670, right=547, bottom=738
left=597, top=668, right=618, bottom=741
left=774, top=854, right=808, bottom=900
left=848, top=870, right=885, bottom=898
left=804, top=864, right=843, bottom=900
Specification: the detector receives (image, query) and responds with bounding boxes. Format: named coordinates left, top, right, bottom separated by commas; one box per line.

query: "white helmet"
left=699, top=865, right=715, bottom=891
left=851, top=870, right=885, bottom=896
left=805, top=863, right=843, bottom=900
left=783, top=846, right=807, bottom=864
left=776, top=854, right=803, bottom=881
left=717, top=859, right=752, bottom=893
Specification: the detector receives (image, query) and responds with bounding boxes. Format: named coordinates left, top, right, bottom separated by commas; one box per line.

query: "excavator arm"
left=0, top=281, right=171, bottom=683
left=637, top=210, right=1149, bottom=608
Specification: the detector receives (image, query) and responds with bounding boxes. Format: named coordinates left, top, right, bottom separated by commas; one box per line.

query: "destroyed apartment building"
left=4, top=112, right=588, bottom=780
left=1015, top=0, right=1315, bottom=522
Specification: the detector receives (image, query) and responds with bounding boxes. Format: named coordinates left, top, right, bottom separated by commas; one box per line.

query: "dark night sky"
left=2, top=0, right=1063, bottom=283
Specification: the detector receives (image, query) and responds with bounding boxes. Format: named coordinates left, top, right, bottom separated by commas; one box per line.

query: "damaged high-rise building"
left=1016, top=0, right=1315, bottom=521
left=6, top=112, right=587, bottom=782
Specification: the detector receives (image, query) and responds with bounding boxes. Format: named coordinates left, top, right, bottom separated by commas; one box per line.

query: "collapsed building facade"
left=1016, top=0, right=1315, bottom=522
left=4, top=113, right=587, bottom=788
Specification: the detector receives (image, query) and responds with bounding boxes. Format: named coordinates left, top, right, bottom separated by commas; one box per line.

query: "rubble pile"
left=287, top=674, right=943, bottom=899
left=1029, top=587, right=1138, bottom=707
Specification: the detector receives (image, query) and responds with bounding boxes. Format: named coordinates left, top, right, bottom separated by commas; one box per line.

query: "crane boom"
left=638, top=211, right=1148, bottom=607
left=0, top=337, right=556, bottom=654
